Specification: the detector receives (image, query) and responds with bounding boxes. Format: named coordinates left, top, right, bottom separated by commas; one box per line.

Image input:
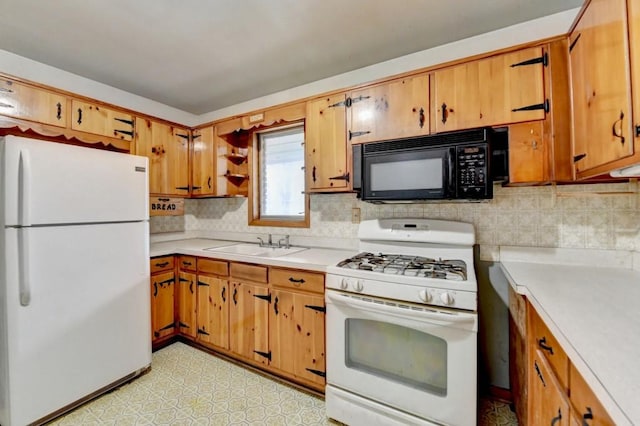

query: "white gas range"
left=325, top=218, right=478, bottom=426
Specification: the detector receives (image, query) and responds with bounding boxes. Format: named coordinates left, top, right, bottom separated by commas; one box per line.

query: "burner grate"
left=337, top=252, right=467, bottom=281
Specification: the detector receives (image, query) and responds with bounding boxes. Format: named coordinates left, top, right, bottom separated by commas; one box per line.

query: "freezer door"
left=2, top=135, right=148, bottom=226
left=1, top=222, right=151, bottom=426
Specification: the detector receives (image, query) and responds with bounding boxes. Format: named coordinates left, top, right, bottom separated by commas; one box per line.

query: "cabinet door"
left=196, top=275, right=229, bottom=349
left=0, top=79, right=67, bottom=127
left=191, top=126, right=216, bottom=196
left=349, top=74, right=429, bottom=143
left=136, top=119, right=190, bottom=196
left=177, top=271, right=197, bottom=339
left=630, top=0, right=640, bottom=153
left=570, top=0, right=633, bottom=175
left=229, top=281, right=270, bottom=364
left=269, top=289, right=326, bottom=386
left=509, top=121, right=549, bottom=183
left=150, top=271, right=176, bottom=341
left=434, top=47, right=545, bottom=132
left=569, top=364, right=614, bottom=426
left=305, top=94, right=349, bottom=192
left=71, top=100, right=134, bottom=141
left=529, top=350, right=570, bottom=426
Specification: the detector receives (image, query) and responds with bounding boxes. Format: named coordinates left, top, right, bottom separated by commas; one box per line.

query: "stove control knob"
left=439, top=292, right=454, bottom=306
left=340, top=278, right=349, bottom=290
left=418, top=289, right=432, bottom=303
left=353, top=280, right=364, bottom=292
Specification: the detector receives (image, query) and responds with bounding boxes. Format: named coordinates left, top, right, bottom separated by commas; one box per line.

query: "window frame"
left=248, top=121, right=309, bottom=228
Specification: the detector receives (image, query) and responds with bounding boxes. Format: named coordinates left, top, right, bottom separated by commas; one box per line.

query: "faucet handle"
left=257, top=237, right=265, bottom=247
left=278, top=235, right=290, bottom=249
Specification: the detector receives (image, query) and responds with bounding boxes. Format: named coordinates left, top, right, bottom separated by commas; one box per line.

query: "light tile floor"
left=49, top=342, right=517, bottom=425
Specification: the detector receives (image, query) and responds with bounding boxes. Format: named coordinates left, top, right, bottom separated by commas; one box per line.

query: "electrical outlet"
left=351, top=207, right=361, bottom=224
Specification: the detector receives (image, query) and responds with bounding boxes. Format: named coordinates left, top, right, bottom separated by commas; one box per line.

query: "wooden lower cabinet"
left=229, top=280, right=270, bottom=365
left=269, top=289, right=326, bottom=386
left=177, top=271, right=197, bottom=339
left=514, top=299, right=614, bottom=425
left=150, top=263, right=176, bottom=344
left=196, top=275, right=229, bottom=349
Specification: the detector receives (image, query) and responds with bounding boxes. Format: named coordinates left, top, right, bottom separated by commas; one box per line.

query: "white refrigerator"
left=0, top=135, right=152, bottom=425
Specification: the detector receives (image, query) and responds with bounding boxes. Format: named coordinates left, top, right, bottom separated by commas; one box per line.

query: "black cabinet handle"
left=153, top=282, right=158, bottom=297
left=221, top=286, right=226, bottom=302
left=289, top=277, right=305, bottom=284
left=77, top=108, right=82, bottom=125
left=612, top=111, right=625, bottom=145
left=582, top=407, right=593, bottom=426
left=208, top=176, right=212, bottom=189
left=312, top=166, right=316, bottom=183
left=233, top=288, right=238, bottom=305
left=441, top=103, right=448, bottom=124
left=274, top=296, right=279, bottom=315
left=189, top=281, right=193, bottom=294
left=182, top=261, right=192, bottom=266
left=551, top=408, right=562, bottom=425
left=56, top=102, right=62, bottom=120
left=538, top=337, right=554, bottom=355
left=418, top=107, right=425, bottom=128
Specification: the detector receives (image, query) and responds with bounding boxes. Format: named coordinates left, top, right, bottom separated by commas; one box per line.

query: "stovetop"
left=337, top=252, right=467, bottom=281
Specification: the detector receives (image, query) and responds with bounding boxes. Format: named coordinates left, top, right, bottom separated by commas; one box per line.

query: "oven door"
left=325, top=290, right=477, bottom=426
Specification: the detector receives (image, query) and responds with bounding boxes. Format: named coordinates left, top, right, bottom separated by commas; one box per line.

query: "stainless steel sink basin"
left=203, top=243, right=308, bottom=258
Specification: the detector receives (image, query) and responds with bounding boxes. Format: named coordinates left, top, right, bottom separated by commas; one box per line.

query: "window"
left=249, top=123, right=309, bottom=227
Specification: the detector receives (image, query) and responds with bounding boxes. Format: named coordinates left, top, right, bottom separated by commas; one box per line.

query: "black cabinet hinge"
left=573, top=153, right=587, bottom=163
left=175, top=186, right=190, bottom=191
left=114, top=117, right=134, bottom=126
left=328, top=173, right=350, bottom=183
left=197, top=328, right=210, bottom=336
left=179, top=277, right=190, bottom=283
left=176, top=133, right=190, bottom=140
left=305, top=368, right=326, bottom=378
left=512, top=99, right=549, bottom=114
left=157, top=278, right=175, bottom=286
left=197, top=280, right=210, bottom=287
left=114, top=129, right=134, bottom=137
left=158, top=322, right=175, bottom=332
left=511, top=52, right=548, bottom=68
left=179, top=321, right=189, bottom=329
left=304, top=305, right=326, bottom=313
left=635, top=124, right=640, bottom=137
left=253, top=294, right=272, bottom=302
left=349, top=130, right=371, bottom=140
left=254, top=350, right=271, bottom=361
left=192, top=133, right=202, bottom=140
left=569, top=33, right=582, bottom=52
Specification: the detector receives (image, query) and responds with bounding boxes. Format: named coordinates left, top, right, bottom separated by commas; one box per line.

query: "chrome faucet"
left=278, top=235, right=290, bottom=249
left=257, top=234, right=273, bottom=247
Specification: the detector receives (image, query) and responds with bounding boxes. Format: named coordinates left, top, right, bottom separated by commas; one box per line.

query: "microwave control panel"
left=456, top=144, right=490, bottom=198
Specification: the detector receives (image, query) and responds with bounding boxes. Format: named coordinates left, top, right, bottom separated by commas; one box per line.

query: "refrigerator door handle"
left=19, top=149, right=32, bottom=226
left=18, top=229, right=31, bottom=306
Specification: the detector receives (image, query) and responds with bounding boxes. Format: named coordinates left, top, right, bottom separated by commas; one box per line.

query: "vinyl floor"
left=48, top=342, right=517, bottom=425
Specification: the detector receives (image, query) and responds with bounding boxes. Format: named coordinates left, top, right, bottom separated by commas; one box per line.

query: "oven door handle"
left=326, top=291, right=477, bottom=329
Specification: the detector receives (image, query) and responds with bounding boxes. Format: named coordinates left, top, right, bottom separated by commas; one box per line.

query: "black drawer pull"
left=155, top=261, right=169, bottom=268
left=289, top=277, right=305, bottom=284
left=538, top=337, right=554, bottom=355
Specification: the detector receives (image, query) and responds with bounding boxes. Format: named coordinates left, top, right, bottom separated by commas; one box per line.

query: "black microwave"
left=353, top=128, right=500, bottom=202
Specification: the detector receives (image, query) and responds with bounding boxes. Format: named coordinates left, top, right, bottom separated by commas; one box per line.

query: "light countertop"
left=500, top=256, right=640, bottom=425
left=150, top=238, right=358, bottom=273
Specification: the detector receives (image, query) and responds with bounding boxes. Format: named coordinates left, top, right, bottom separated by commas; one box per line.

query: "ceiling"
left=0, top=0, right=583, bottom=115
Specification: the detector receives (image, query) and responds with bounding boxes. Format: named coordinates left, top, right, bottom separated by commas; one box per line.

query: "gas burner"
left=337, top=252, right=467, bottom=281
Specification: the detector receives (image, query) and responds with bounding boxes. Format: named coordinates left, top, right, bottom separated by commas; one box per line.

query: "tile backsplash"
left=151, top=182, right=640, bottom=252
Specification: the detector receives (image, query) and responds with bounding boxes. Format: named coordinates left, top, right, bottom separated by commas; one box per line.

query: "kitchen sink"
left=203, top=243, right=308, bottom=258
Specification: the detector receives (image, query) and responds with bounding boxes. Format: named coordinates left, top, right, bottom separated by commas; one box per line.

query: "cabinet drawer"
left=529, top=307, right=569, bottom=390
left=178, top=255, right=197, bottom=271
left=230, top=262, right=267, bottom=283
left=198, top=258, right=229, bottom=276
left=569, top=364, right=614, bottom=426
left=270, top=267, right=324, bottom=293
left=0, top=79, right=67, bottom=127
left=150, top=256, right=175, bottom=273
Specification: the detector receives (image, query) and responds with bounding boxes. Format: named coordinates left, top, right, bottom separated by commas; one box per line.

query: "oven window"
left=345, top=319, right=447, bottom=396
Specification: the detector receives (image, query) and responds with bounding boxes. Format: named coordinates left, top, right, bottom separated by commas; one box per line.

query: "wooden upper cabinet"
left=305, top=94, right=350, bottom=192
left=0, top=79, right=67, bottom=127
left=71, top=100, right=134, bottom=141
left=135, top=118, right=190, bottom=196
left=433, top=47, right=546, bottom=133
left=509, top=121, right=550, bottom=183
left=630, top=0, right=640, bottom=158
left=570, top=0, right=633, bottom=177
left=349, top=73, right=430, bottom=143
left=191, top=126, right=215, bottom=197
